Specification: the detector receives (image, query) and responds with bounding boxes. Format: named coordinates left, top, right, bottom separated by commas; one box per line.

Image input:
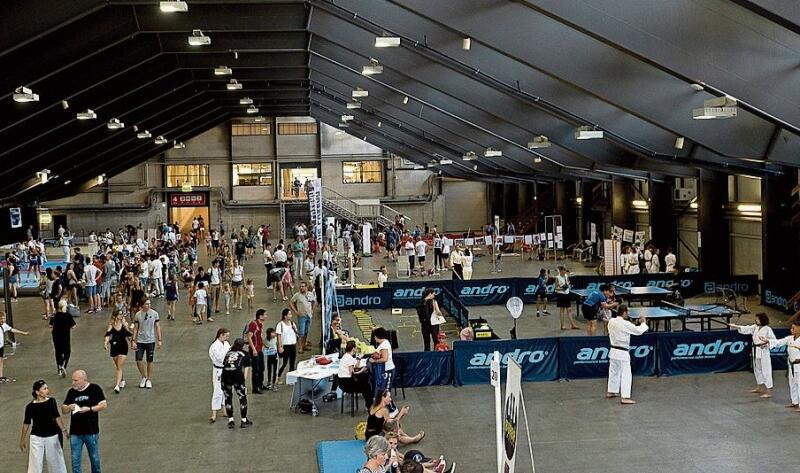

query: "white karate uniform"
left=664, top=253, right=676, bottom=273
left=208, top=339, right=230, bottom=410
left=607, top=317, right=649, bottom=398
left=738, top=325, right=775, bottom=389
left=627, top=252, right=640, bottom=274
left=643, top=250, right=653, bottom=273
left=768, top=336, right=800, bottom=405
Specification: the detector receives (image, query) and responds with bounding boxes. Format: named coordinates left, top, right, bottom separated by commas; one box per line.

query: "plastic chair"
left=338, top=376, right=359, bottom=417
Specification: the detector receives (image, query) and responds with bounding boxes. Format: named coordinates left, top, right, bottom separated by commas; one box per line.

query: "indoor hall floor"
left=0, top=247, right=792, bottom=472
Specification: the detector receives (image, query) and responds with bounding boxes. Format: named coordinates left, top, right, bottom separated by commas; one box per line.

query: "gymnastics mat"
left=317, top=440, right=366, bottom=473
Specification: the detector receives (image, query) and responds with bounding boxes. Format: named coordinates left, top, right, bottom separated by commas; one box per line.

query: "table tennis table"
left=627, top=303, right=741, bottom=332
left=572, top=285, right=672, bottom=317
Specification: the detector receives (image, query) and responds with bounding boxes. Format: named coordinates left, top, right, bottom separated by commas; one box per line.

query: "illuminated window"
left=166, top=164, right=209, bottom=188
left=277, top=122, right=317, bottom=135
left=233, top=163, right=273, bottom=186
left=232, top=123, right=270, bottom=136
left=342, top=161, right=383, bottom=184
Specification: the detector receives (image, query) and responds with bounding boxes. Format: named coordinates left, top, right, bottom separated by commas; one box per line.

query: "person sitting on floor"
left=365, top=389, right=424, bottom=444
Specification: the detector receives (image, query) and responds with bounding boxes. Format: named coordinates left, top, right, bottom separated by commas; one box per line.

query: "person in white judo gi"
left=606, top=305, right=648, bottom=404
left=729, top=313, right=775, bottom=398
left=762, top=320, right=800, bottom=411
left=208, top=328, right=231, bottom=422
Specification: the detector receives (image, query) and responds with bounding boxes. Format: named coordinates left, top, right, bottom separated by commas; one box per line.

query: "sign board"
left=308, top=178, right=323, bottom=243
left=501, top=359, right=522, bottom=473
left=169, top=192, right=207, bottom=207
left=590, top=222, right=597, bottom=243
left=622, top=229, right=634, bottom=243
left=10, top=207, right=21, bottom=228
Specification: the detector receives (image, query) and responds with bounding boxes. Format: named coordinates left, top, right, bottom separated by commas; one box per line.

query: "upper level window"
left=342, top=161, right=383, bottom=184
left=166, top=164, right=209, bottom=187
left=277, top=122, right=317, bottom=135
left=233, top=163, right=273, bottom=186
left=232, top=123, right=270, bottom=136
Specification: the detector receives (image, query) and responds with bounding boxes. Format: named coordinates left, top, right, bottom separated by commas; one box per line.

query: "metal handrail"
left=321, top=186, right=410, bottom=228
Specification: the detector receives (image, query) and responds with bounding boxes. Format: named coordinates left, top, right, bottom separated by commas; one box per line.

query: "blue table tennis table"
left=627, top=303, right=741, bottom=332
left=572, top=285, right=672, bottom=317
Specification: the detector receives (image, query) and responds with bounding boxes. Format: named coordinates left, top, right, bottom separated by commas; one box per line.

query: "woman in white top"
left=730, top=313, right=776, bottom=398
left=556, top=266, right=579, bottom=331
left=276, top=309, right=298, bottom=383
left=441, top=238, right=451, bottom=270
left=338, top=340, right=373, bottom=404
left=403, top=240, right=415, bottom=276
left=432, top=234, right=443, bottom=271
left=370, top=327, right=395, bottom=406
left=208, top=328, right=230, bottom=422
left=461, top=249, right=474, bottom=280
left=229, top=260, right=244, bottom=311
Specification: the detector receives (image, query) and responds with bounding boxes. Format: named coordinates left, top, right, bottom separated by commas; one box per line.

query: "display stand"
left=543, top=215, right=563, bottom=262
left=603, top=239, right=621, bottom=275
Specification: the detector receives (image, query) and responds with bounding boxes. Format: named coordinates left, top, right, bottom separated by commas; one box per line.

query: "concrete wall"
left=729, top=219, right=762, bottom=278
left=443, top=179, right=488, bottom=232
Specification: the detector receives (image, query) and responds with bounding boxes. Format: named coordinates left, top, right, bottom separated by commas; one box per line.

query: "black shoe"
left=228, top=421, right=235, bottom=429
left=240, top=420, right=253, bottom=429
left=252, top=389, right=263, bottom=394
left=260, top=385, right=269, bottom=391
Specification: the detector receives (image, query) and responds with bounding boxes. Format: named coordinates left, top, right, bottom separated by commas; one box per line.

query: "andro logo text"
left=460, top=284, right=509, bottom=296
left=671, top=339, right=746, bottom=360
left=469, top=349, right=547, bottom=368
left=335, top=295, right=382, bottom=307
left=392, top=287, right=441, bottom=299
left=575, top=345, right=652, bottom=364
left=523, top=283, right=554, bottom=295
left=586, top=280, right=633, bottom=292
left=646, top=278, right=692, bottom=288
left=764, top=290, right=788, bottom=308
left=704, top=282, right=750, bottom=294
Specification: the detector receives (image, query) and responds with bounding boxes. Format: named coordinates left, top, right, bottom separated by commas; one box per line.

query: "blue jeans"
left=70, top=433, right=101, bottom=473
left=297, top=314, right=311, bottom=337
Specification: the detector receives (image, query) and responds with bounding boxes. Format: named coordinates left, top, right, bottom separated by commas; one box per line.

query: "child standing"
left=0, top=311, right=29, bottom=383
left=195, top=282, right=209, bottom=323
left=165, top=274, right=178, bottom=321
left=245, top=279, right=255, bottom=312
left=535, top=268, right=550, bottom=317
left=222, top=283, right=232, bottom=315
left=264, top=328, right=278, bottom=391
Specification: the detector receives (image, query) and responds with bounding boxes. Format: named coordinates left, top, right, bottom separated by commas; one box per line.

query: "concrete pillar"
left=650, top=180, right=677, bottom=253
left=762, top=170, right=800, bottom=305
left=555, top=181, right=577, bottom=245
left=698, top=170, right=730, bottom=275
left=611, top=177, right=634, bottom=230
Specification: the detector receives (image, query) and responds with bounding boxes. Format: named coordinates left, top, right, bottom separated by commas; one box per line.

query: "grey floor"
left=0, top=248, right=796, bottom=472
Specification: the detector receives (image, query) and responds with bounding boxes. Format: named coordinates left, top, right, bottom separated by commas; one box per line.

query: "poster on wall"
left=634, top=231, right=645, bottom=246
left=308, top=178, right=323, bottom=242
left=612, top=226, right=623, bottom=240
left=590, top=222, right=597, bottom=243
left=622, top=229, right=634, bottom=242
left=9, top=207, right=21, bottom=228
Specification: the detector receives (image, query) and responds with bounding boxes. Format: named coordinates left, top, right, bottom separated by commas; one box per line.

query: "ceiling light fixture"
left=214, top=66, right=232, bottom=76
left=338, top=122, right=349, bottom=128
left=239, top=97, right=253, bottom=105
left=159, top=1, right=188, bottom=13
left=107, top=118, right=124, bottom=130
left=173, top=141, right=186, bottom=149
left=352, top=88, right=368, bottom=98
left=132, top=125, right=139, bottom=132
left=575, top=197, right=583, bottom=204
left=347, top=101, right=361, bottom=109
left=246, top=105, right=258, bottom=114
left=226, top=79, right=242, bottom=90
left=689, top=197, right=698, bottom=209
left=254, top=116, right=266, bottom=123
left=341, top=114, right=354, bottom=121
left=632, top=200, right=649, bottom=209
left=36, top=169, right=50, bottom=185
left=462, top=37, right=471, bottom=50
left=527, top=135, right=551, bottom=149
left=575, top=126, right=603, bottom=140
left=375, top=36, right=401, bottom=48
left=13, top=86, right=39, bottom=102
left=692, top=96, right=737, bottom=120
left=76, top=109, right=97, bottom=120
left=362, top=58, right=383, bottom=75
left=439, top=159, right=453, bottom=165
left=427, top=161, right=437, bottom=168
left=155, top=136, right=168, bottom=145
left=188, top=29, right=210, bottom=46
left=690, top=83, right=704, bottom=91
left=472, top=164, right=478, bottom=171
left=96, top=174, right=106, bottom=186
left=377, top=121, right=382, bottom=127
left=533, top=156, right=542, bottom=164
left=484, top=148, right=502, bottom=157
left=462, top=151, right=477, bottom=161
left=674, top=136, right=685, bottom=150
left=61, top=100, right=69, bottom=109
left=137, top=130, right=152, bottom=139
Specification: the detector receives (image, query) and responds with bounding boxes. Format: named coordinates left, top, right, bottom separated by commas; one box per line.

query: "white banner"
left=308, top=178, right=323, bottom=243
left=501, top=359, right=522, bottom=473
left=590, top=222, right=597, bottom=243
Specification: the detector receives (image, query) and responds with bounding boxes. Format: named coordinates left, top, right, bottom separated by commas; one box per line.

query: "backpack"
left=354, top=421, right=367, bottom=440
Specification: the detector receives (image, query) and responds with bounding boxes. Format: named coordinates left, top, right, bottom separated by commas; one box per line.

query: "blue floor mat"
left=317, top=440, right=366, bottom=473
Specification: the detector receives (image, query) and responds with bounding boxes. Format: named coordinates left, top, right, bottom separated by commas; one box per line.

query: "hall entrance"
left=167, top=192, right=210, bottom=234
left=280, top=165, right=318, bottom=200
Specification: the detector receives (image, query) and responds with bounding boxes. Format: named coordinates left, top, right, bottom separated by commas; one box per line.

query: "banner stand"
left=519, top=387, right=536, bottom=473
left=491, top=351, right=502, bottom=473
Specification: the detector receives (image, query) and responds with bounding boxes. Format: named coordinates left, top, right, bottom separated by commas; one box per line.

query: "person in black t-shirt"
left=62, top=370, right=106, bottom=473
left=20, top=379, right=68, bottom=473
left=50, top=300, right=76, bottom=378
left=221, top=338, right=252, bottom=429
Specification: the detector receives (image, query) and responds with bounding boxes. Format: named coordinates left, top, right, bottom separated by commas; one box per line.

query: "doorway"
left=280, top=166, right=318, bottom=200
left=52, top=215, right=67, bottom=237
left=169, top=207, right=209, bottom=234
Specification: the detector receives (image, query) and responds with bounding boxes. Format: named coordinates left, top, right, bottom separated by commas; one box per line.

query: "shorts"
left=135, top=342, right=155, bottom=362
left=110, top=343, right=129, bottom=358
left=297, top=314, right=311, bottom=337
left=581, top=304, right=598, bottom=321
left=212, top=240, right=220, bottom=248
left=232, top=280, right=243, bottom=288
left=556, top=293, right=571, bottom=308
left=0, top=346, right=4, bottom=357
left=417, top=256, right=425, bottom=263
left=85, top=285, right=97, bottom=297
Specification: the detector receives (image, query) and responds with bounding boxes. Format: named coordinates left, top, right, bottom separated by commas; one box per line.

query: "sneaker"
left=207, top=318, right=215, bottom=322
left=270, top=385, right=278, bottom=392
left=536, top=312, right=540, bottom=318
left=139, top=378, right=147, bottom=388
left=145, top=379, right=153, bottom=389
left=120, top=379, right=127, bottom=388
left=240, top=419, right=253, bottom=429
left=228, top=420, right=235, bottom=429
left=114, top=386, right=120, bottom=394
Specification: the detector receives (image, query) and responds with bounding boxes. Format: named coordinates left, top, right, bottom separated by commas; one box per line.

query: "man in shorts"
left=132, top=299, right=162, bottom=389
left=289, top=282, right=315, bottom=353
